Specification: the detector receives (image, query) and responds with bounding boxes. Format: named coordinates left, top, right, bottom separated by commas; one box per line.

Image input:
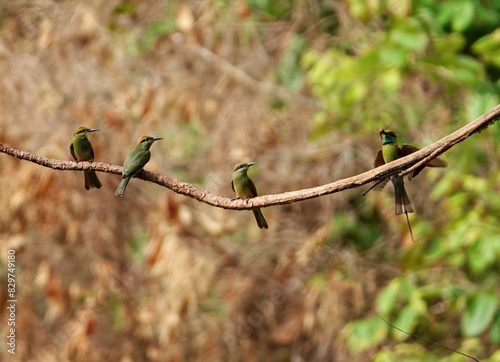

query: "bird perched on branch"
left=70, top=126, right=102, bottom=190
left=368, top=129, right=447, bottom=241
left=115, top=135, right=162, bottom=197
left=231, top=162, right=268, bottom=229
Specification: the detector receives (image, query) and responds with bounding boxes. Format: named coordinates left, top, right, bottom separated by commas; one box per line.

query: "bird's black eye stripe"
left=77, top=129, right=86, bottom=134
left=141, top=137, right=153, bottom=143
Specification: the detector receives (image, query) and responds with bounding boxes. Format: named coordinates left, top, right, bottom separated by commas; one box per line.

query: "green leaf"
left=472, top=29, right=500, bottom=54
left=379, top=48, right=408, bottom=68
left=436, top=0, right=475, bottom=32
left=380, top=68, right=402, bottom=94
left=472, top=29, right=500, bottom=68
left=491, top=312, right=500, bottom=344
left=346, top=317, right=388, bottom=353
left=409, top=293, right=428, bottom=315
left=392, top=306, right=419, bottom=341
left=468, top=237, right=497, bottom=274
left=448, top=55, right=484, bottom=86
left=388, top=19, right=428, bottom=52
left=399, top=278, right=416, bottom=300
left=461, top=293, right=498, bottom=337
left=376, top=279, right=400, bottom=316
left=433, top=33, right=466, bottom=53
left=451, top=1, right=475, bottom=32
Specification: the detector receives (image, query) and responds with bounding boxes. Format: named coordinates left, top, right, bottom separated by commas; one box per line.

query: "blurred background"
left=0, top=1, right=499, bottom=361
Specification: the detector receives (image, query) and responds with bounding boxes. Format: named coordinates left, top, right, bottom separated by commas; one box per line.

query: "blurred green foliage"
left=298, top=0, right=500, bottom=359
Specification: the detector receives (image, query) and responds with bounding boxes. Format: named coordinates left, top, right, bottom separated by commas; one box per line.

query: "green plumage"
left=70, top=126, right=102, bottom=190
left=380, top=130, right=414, bottom=215
left=231, top=162, right=268, bottom=229
left=115, top=135, right=162, bottom=197
left=371, top=129, right=447, bottom=243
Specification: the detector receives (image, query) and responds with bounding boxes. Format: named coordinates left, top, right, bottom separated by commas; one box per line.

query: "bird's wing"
left=399, top=144, right=420, bottom=156
left=361, top=150, right=388, bottom=196
left=70, top=143, right=77, bottom=161
left=247, top=177, right=259, bottom=197
left=400, top=144, right=421, bottom=179
left=231, top=180, right=235, bottom=193
left=363, top=177, right=390, bottom=196
left=421, top=154, right=447, bottom=168
left=123, top=150, right=151, bottom=177
left=400, top=144, right=447, bottom=179
left=374, top=178, right=390, bottom=190
left=374, top=150, right=385, bottom=168
left=89, top=142, right=95, bottom=160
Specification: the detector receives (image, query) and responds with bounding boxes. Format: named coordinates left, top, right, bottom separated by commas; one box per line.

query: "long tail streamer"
left=404, top=211, right=415, bottom=243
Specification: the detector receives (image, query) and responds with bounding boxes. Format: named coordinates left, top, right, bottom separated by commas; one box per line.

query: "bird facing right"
left=70, top=126, right=102, bottom=190
left=231, top=162, right=268, bottom=229
left=115, top=135, right=162, bottom=197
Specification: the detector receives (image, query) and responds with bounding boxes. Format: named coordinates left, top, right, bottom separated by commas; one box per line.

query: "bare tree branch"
left=1, top=105, right=499, bottom=209
left=174, top=37, right=318, bottom=107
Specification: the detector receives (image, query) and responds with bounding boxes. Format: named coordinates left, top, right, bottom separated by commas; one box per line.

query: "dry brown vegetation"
left=1, top=1, right=495, bottom=361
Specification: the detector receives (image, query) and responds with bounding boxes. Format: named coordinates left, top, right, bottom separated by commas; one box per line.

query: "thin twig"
left=381, top=317, right=480, bottom=361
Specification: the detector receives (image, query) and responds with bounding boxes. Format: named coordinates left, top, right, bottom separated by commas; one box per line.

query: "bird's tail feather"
left=252, top=208, right=268, bottom=229
left=115, top=177, right=130, bottom=197
left=84, top=170, right=102, bottom=190
left=395, top=184, right=414, bottom=215
left=404, top=211, right=416, bottom=243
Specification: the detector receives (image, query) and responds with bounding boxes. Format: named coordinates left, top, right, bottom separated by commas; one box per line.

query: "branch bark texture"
left=1, top=104, right=499, bottom=210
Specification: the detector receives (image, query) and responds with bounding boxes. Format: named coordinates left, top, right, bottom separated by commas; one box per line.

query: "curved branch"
left=404, top=104, right=500, bottom=176
left=1, top=105, right=499, bottom=209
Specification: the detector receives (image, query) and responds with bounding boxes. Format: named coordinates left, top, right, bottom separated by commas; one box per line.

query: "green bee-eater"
left=115, top=135, right=162, bottom=197
left=371, top=129, right=446, bottom=241
left=231, top=162, right=268, bottom=229
left=70, top=126, right=102, bottom=190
